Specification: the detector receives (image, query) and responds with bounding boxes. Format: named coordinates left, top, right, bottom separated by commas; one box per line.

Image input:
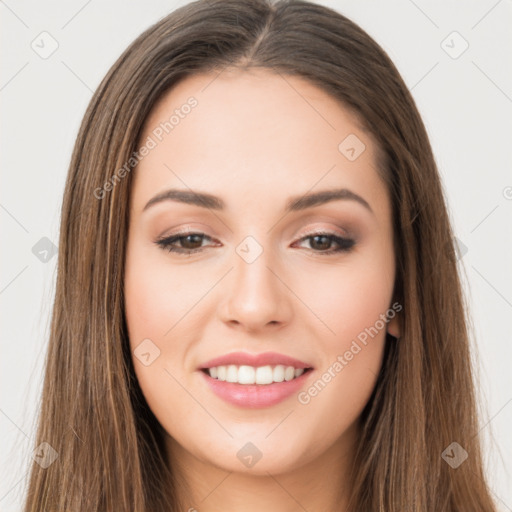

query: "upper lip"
left=198, top=351, right=313, bottom=370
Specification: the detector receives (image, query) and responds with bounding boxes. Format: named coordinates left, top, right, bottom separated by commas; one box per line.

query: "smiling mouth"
left=201, top=365, right=314, bottom=385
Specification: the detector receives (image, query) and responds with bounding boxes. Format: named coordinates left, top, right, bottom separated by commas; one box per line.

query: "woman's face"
left=124, top=68, right=399, bottom=476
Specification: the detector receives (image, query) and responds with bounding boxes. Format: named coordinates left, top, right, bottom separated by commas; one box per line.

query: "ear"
left=387, top=311, right=401, bottom=339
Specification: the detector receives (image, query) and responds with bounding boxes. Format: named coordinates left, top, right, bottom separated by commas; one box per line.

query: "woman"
left=23, top=0, right=498, bottom=510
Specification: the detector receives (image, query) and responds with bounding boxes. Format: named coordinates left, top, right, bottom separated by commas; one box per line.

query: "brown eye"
left=155, top=232, right=214, bottom=254
left=309, top=234, right=332, bottom=251
left=295, top=232, right=355, bottom=255
left=177, top=234, right=205, bottom=250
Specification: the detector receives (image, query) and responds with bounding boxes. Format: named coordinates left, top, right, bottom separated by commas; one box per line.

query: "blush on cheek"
left=124, top=261, right=177, bottom=346
left=315, top=291, right=391, bottom=348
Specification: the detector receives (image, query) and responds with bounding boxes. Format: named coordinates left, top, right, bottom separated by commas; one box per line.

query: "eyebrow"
left=143, top=187, right=373, bottom=215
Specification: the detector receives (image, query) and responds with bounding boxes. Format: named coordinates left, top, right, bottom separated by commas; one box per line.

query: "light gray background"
left=1, top=1, right=511, bottom=510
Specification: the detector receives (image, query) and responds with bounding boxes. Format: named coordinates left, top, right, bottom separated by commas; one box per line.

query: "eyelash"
left=155, top=231, right=355, bottom=256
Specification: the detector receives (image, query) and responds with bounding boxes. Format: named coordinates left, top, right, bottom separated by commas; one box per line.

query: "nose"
left=218, top=242, right=293, bottom=333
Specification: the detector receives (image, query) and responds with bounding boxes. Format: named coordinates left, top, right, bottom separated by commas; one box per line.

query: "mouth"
left=197, top=352, right=314, bottom=408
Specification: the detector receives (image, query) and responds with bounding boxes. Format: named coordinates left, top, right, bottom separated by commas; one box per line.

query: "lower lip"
left=199, top=370, right=312, bottom=408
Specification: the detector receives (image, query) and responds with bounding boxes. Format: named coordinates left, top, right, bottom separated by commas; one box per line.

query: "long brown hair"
left=23, top=0, right=497, bottom=510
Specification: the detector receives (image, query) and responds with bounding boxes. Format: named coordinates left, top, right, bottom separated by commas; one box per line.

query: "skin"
left=124, top=68, right=400, bottom=511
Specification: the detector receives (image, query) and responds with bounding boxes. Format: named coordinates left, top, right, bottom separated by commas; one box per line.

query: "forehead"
left=132, top=68, right=387, bottom=218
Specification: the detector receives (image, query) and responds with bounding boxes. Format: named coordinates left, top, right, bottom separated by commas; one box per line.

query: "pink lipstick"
left=198, top=351, right=314, bottom=408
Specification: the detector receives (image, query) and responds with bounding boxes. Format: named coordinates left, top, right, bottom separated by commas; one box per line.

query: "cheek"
left=124, top=242, right=200, bottom=348
left=304, top=252, right=394, bottom=348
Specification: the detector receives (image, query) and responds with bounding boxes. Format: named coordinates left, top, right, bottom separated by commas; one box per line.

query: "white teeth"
left=206, top=364, right=308, bottom=385
left=226, top=365, right=238, bottom=383
left=255, top=365, right=273, bottom=385
left=238, top=365, right=255, bottom=384
left=284, top=366, right=295, bottom=381
left=273, top=365, right=285, bottom=382
left=217, top=365, right=226, bottom=381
